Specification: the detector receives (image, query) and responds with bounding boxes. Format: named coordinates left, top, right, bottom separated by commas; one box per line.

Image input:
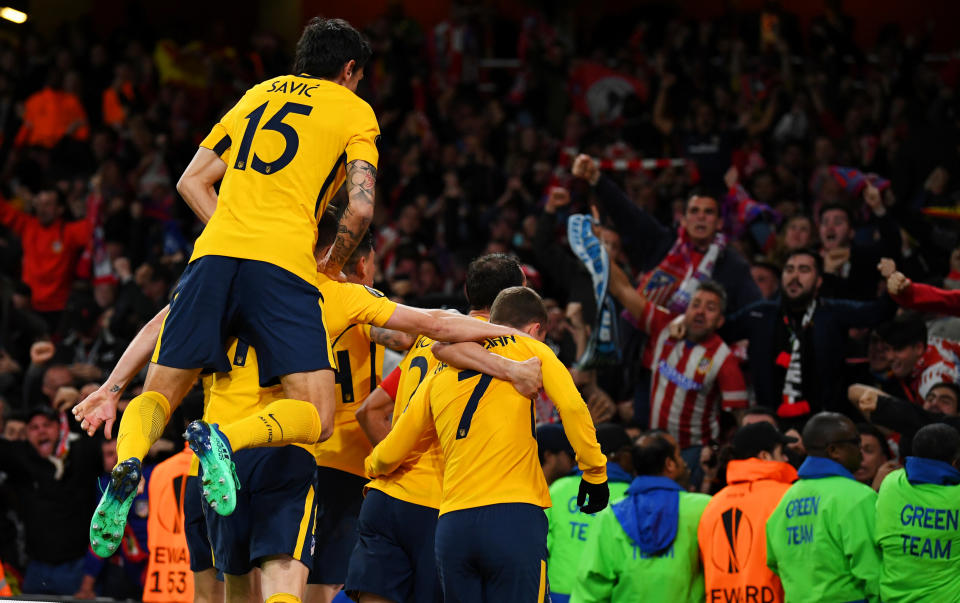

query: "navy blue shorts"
left=307, top=467, right=368, bottom=585
left=344, top=489, right=442, bottom=602
left=154, top=255, right=333, bottom=385
left=184, top=475, right=214, bottom=573
left=435, top=503, right=548, bottom=603
left=203, top=446, right=318, bottom=576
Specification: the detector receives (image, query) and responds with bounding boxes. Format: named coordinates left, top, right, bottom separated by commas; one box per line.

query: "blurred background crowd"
left=1, top=0, right=960, bottom=599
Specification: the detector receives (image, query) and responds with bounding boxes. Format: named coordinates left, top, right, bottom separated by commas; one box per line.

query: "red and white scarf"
left=637, top=228, right=726, bottom=314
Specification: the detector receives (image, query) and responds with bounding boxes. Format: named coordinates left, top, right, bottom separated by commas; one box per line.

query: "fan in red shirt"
left=881, top=257, right=960, bottom=316
left=609, top=263, right=748, bottom=457
left=0, top=191, right=93, bottom=325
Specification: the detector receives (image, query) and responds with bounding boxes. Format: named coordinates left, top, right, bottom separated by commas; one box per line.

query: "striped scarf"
left=639, top=228, right=726, bottom=314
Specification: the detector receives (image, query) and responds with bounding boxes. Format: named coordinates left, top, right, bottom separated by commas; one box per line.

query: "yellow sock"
left=115, top=391, right=171, bottom=465
left=265, top=593, right=301, bottom=603
left=218, top=399, right=322, bottom=451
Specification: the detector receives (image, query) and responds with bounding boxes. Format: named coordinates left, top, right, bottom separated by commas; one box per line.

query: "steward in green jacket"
left=876, top=423, right=960, bottom=602
left=546, top=423, right=635, bottom=603
left=572, top=430, right=710, bottom=603
left=766, top=412, right=881, bottom=602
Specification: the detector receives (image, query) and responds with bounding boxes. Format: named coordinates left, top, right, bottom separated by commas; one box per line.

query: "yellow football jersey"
left=313, top=275, right=398, bottom=475
left=366, top=334, right=445, bottom=509
left=204, top=338, right=285, bottom=425
left=366, top=335, right=607, bottom=515
left=193, top=75, right=380, bottom=286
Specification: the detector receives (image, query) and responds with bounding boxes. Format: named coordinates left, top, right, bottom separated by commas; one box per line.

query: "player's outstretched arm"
left=431, top=341, right=542, bottom=398
left=357, top=365, right=400, bottom=445
left=176, top=147, right=226, bottom=223
left=365, top=382, right=430, bottom=478
left=537, top=345, right=608, bottom=511
left=356, top=386, right=395, bottom=445
left=370, top=326, right=416, bottom=351
left=73, top=305, right=168, bottom=438
left=325, top=159, right=376, bottom=276
left=383, top=305, right=529, bottom=345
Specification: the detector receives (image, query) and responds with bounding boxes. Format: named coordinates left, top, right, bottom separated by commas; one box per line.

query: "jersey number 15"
left=234, top=101, right=312, bottom=175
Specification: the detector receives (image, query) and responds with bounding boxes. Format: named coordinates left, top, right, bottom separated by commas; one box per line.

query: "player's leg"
left=344, top=490, right=428, bottom=603
left=434, top=509, right=484, bottom=603
left=475, top=504, right=548, bottom=603
left=183, top=474, right=223, bottom=603
left=93, top=256, right=238, bottom=556
left=248, top=446, right=317, bottom=602
left=193, top=569, right=223, bottom=603
left=215, top=397, right=322, bottom=450
left=306, top=467, right=367, bottom=602
left=232, top=260, right=336, bottom=443
left=261, top=556, right=310, bottom=603
left=91, top=365, right=202, bottom=557
left=224, top=573, right=259, bottom=602
left=279, top=369, right=336, bottom=442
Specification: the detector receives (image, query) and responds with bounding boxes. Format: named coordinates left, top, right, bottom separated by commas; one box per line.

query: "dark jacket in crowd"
left=870, top=394, right=960, bottom=456
left=0, top=435, right=102, bottom=563
left=723, top=295, right=897, bottom=415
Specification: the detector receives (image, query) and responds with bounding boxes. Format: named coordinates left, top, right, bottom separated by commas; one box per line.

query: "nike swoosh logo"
left=268, top=414, right=284, bottom=441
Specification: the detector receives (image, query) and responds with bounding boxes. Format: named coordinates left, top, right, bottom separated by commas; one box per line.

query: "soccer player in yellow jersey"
left=348, top=254, right=536, bottom=603
left=87, top=19, right=381, bottom=572
left=365, top=286, right=610, bottom=603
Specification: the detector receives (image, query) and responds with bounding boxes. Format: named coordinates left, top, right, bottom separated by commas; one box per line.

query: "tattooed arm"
left=370, top=326, right=416, bottom=352
left=324, top=159, right=376, bottom=277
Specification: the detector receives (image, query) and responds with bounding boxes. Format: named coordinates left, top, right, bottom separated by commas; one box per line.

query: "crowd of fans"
left=1, top=0, right=960, bottom=599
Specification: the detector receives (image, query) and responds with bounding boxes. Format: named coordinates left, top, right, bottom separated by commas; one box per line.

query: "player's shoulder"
left=511, top=336, right=559, bottom=361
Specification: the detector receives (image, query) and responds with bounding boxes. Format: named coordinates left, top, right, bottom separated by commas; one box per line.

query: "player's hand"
left=73, top=383, right=122, bottom=438
left=507, top=357, right=542, bottom=399
left=577, top=478, right=610, bottom=514
left=572, top=154, right=600, bottom=185
left=858, top=389, right=879, bottom=414
left=30, top=340, right=55, bottom=365
left=877, top=258, right=897, bottom=279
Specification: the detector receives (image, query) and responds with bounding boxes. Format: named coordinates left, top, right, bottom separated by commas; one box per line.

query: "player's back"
left=193, top=75, right=380, bottom=285
left=315, top=276, right=396, bottom=475
left=367, top=334, right=445, bottom=509
left=426, top=334, right=549, bottom=515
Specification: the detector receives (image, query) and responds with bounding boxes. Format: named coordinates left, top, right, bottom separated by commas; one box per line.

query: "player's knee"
left=317, top=421, right=335, bottom=443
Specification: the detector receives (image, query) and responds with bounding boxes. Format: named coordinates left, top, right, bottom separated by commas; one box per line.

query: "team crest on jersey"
left=696, top=356, right=713, bottom=376
left=364, top=285, right=385, bottom=298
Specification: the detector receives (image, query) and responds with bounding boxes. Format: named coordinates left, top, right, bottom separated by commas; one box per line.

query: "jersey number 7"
left=235, top=101, right=312, bottom=174
left=456, top=370, right=493, bottom=439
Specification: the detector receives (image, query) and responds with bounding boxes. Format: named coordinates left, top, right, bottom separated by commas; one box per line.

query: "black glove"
left=577, top=478, right=609, bottom=514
